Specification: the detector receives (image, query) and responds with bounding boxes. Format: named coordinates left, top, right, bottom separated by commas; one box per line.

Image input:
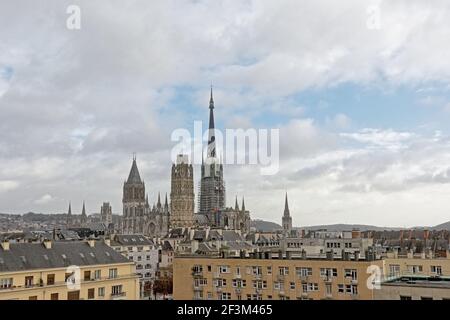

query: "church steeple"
left=157, top=192, right=162, bottom=209
left=282, top=192, right=292, bottom=235
left=66, top=202, right=72, bottom=227
left=81, top=201, right=87, bottom=226
left=235, top=196, right=239, bottom=211
left=284, top=192, right=290, bottom=217
left=127, top=155, right=142, bottom=184
left=241, top=197, right=245, bottom=212
left=164, top=193, right=169, bottom=210
left=207, top=85, right=216, bottom=158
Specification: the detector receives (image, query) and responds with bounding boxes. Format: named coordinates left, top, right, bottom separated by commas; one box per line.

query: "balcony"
left=193, top=285, right=202, bottom=291
left=235, top=274, right=242, bottom=279
left=351, top=279, right=358, bottom=285
left=299, top=276, right=309, bottom=283
left=215, top=286, right=223, bottom=292
left=213, top=272, right=221, bottom=279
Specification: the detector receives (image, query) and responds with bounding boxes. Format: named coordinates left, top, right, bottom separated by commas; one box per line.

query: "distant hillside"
left=297, top=224, right=405, bottom=232
left=432, top=221, right=450, bottom=230
left=251, top=220, right=282, bottom=232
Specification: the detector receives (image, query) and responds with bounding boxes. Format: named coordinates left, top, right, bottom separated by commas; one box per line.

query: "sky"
left=1, top=0, right=450, bottom=227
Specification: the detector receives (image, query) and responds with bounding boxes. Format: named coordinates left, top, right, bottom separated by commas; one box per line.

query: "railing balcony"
left=111, top=292, right=126, bottom=300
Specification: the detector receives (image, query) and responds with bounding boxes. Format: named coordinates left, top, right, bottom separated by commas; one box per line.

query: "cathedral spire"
left=207, top=85, right=216, bottom=158
left=241, top=197, right=245, bottom=212
left=68, top=202, right=72, bottom=215
left=284, top=192, right=290, bottom=217
left=127, top=156, right=142, bottom=184
left=157, top=192, right=161, bottom=208
left=235, top=196, right=239, bottom=211
left=164, top=193, right=169, bottom=209
left=82, top=201, right=86, bottom=216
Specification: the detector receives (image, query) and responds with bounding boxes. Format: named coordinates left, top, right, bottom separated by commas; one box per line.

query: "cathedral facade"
left=122, top=156, right=169, bottom=237
left=121, top=88, right=251, bottom=237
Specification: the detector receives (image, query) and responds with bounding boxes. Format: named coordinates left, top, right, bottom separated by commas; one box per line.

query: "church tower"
left=170, top=154, right=194, bottom=228
left=100, top=202, right=112, bottom=225
left=80, top=201, right=87, bottom=227
left=282, top=193, right=292, bottom=235
left=66, top=202, right=72, bottom=228
left=199, top=87, right=226, bottom=218
left=122, top=155, right=146, bottom=234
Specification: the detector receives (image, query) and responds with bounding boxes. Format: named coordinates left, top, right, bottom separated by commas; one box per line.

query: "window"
left=29, top=296, right=37, bottom=300
left=344, top=269, right=357, bottom=280
left=221, top=292, right=231, bottom=300
left=338, top=284, right=344, bottom=293
left=389, top=265, right=400, bottom=277
left=109, top=268, right=118, bottom=279
left=290, top=282, right=295, bottom=290
left=279, top=266, right=289, bottom=276
left=25, top=276, right=34, bottom=288
left=88, top=288, right=95, bottom=299
left=345, top=285, right=358, bottom=295
left=111, top=285, right=123, bottom=296
left=47, top=274, right=55, bottom=285
left=98, top=287, right=105, bottom=297
left=193, top=265, right=203, bottom=273
left=252, top=266, right=262, bottom=276
left=84, top=270, right=91, bottom=281
left=296, top=267, right=312, bottom=277
left=431, top=266, right=442, bottom=275
left=307, top=283, right=319, bottom=292
left=421, top=297, right=433, bottom=300
left=408, top=266, right=423, bottom=273
left=0, top=278, right=13, bottom=289
left=194, top=278, right=208, bottom=287
left=232, top=279, right=246, bottom=288
left=94, top=270, right=101, bottom=280
left=267, top=266, right=272, bottom=275
left=219, top=265, right=230, bottom=274
left=320, top=268, right=338, bottom=278
left=236, top=267, right=240, bottom=276
left=326, top=284, right=332, bottom=296
left=400, top=296, right=412, bottom=300
left=50, top=293, right=58, bottom=300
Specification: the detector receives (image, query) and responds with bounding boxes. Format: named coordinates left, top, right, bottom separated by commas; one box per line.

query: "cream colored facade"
left=0, top=240, right=140, bottom=300
left=173, top=256, right=383, bottom=300
left=382, top=256, right=450, bottom=278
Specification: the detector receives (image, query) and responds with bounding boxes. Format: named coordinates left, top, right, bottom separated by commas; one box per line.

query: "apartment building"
left=0, top=239, right=139, bottom=300
left=382, top=255, right=450, bottom=278
left=109, top=234, right=158, bottom=299
left=173, top=256, right=383, bottom=300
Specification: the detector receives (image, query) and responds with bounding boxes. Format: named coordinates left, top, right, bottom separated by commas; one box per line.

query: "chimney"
left=43, top=239, right=52, bottom=249
left=423, top=229, right=430, bottom=241
left=1, top=240, right=10, bottom=251
left=87, top=239, right=95, bottom=248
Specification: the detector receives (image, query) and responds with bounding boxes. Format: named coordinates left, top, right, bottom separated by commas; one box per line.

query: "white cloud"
left=35, top=194, right=54, bottom=205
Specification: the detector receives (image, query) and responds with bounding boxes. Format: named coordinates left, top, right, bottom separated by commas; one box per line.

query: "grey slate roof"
left=0, top=241, right=130, bottom=273
left=112, top=234, right=153, bottom=246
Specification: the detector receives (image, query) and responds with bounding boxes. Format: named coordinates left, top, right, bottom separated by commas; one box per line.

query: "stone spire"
left=235, top=196, right=239, bottom=211
left=282, top=192, right=292, bottom=235
left=157, top=192, right=162, bottom=209
left=164, top=193, right=169, bottom=210
left=81, top=201, right=87, bottom=225
left=241, top=197, right=245, bottom=212
left=66, top=202, right=72, bottom=227
left=127, top=155, right=142, bottom=184
left=284, top=192, right=290, bottom=217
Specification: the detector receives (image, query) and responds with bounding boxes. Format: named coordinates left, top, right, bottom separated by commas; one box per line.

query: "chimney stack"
left=43, top=239, right=52, bottom=249
left=1, top=240, right=10, bottom=251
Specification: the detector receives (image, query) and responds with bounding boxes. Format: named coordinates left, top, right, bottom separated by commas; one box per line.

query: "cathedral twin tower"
left=122, top=88, right=249, bottom=237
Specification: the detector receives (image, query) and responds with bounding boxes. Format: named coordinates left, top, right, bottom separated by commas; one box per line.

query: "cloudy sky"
left=1, top=0, right=450, bottom=227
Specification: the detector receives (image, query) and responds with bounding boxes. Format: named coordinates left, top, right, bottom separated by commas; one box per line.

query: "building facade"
left=109, top=234, right=159, bottom=299
left=0, top=240, right=139, bottom=300
left=173, top=256, right=382, bottom=300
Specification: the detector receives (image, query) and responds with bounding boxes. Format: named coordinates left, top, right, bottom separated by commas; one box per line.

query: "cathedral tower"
left=170, top=154, right=194, bottom=228
left=101, top=202, right=112, bottom=225
left=199, top=87, right=226, bottom=217
left=122, top=156, right=146, bottom=234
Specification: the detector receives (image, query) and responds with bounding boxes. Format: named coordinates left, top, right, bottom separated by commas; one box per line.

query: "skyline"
left=1, top=1, right=450, bottom=227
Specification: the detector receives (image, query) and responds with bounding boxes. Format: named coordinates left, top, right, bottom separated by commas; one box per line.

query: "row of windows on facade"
left=194, top=277, right=358, bottom=294
left=0, top=268, right=120, bottom=289
left=25, top=285, right=124, bottom=300
left=193, top=265, right=358, bottom=279
left=193, top=283, right=359, bottom=301
left=388, top=264, right=443, bottom=275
